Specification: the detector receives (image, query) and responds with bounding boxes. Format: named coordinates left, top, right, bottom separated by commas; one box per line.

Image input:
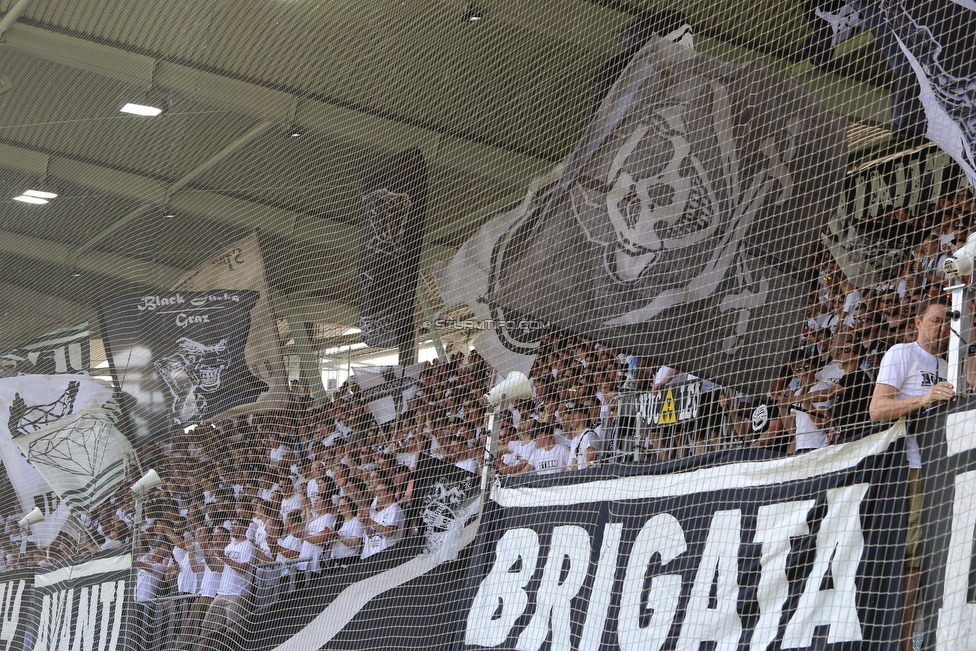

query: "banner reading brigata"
left=460, top=424, right=908, bottom=651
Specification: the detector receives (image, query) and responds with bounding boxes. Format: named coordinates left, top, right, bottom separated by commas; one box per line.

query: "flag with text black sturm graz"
left=98, top=291, right=267, bottom=439
left=357, top=147, right=429, bottom=351
left=459, top=423, right=908, bottom=651
left=172, top=231, right=290, bottom=416
left=484, top=36, right=846, bottom=394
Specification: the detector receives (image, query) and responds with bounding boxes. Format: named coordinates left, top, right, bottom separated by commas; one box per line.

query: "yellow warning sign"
left=659, top=389, right=677, bottom=425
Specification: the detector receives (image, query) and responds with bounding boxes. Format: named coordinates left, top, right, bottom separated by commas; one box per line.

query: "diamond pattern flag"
left=13, top=401, right=133, bottom=513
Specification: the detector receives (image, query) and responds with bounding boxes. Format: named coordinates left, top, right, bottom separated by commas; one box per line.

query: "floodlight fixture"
left=120, top=102, right=163, bottom=116
left=12, top=195, right=48, bottom=204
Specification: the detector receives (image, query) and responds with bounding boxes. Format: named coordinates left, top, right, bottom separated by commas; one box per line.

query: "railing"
left=139, top=557, right=327, bottom=650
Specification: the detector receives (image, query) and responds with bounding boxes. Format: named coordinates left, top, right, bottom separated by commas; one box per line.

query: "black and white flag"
left=847, top=0, right=976, bottom=186
left=826, top=145, right=959, bottom=287
left=460, top=36, right=845, bottom=393
left=0, top=324, right=90, bottom=378
left=171, top=232, right=290, bottom=415
left=0, top=375, right=113, bottom=545
left=13, top=401, right=133, bottom=513
left=357, top=148, right=429, bottom=353
left=99, top=291, right=268, bottom=438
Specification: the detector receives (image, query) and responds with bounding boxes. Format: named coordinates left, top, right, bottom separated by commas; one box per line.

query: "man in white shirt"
left=360, top=482, right=405, bottom=559
left=195, top=519, right=255, bottom=651
left=279, top=479, right=304, bottom=519
left=525, top=424, right=572, bottom=476
left=331, top=497, right=364, bottom=562
left=299, top=503, right=337, bottom=573
left=497, top=420, right=537, bottom=475
left=562, top=407, right=602, bottom=470
left=870, top=296, right=954, bottom=651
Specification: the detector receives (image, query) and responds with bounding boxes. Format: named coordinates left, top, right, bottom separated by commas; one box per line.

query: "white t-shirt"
left=567, top=430, right=602, bottom=470
left=527, top=444, right=572, bottom=475
left=200, top=563, right=221, bottom=597
left=791, top=383, right=834, bottom=450
left=280, top=493, right=304, bottom=518
left=217, top=538, right=255, bottom=596
left=502, top=439, right=536, bottom=468
left=842, top=289, right=862, bottom=316
left=816, top=362, right=845, bottom=386
left=361, top=503, right=404, bottom=559
left=456, top=457, right=481, bottom=474
left=276, top=534, right=303, bottom=564
left=173, top=544, right=203, bottom=595
left=876, top=341, right=947, bottom=468
left=299, top=513, right=336, bottom=573
left=134, top=553, right=165, bottom=602
left=331, top=517, right=365, bottom=560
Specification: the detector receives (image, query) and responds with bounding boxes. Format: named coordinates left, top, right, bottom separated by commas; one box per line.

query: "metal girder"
left=0, top=229, right=185, bottom=285
left=0, top=22, right=552, bottom=192
left=0, top=137, right=456, bottom=270
left=73, top=120, right=276, bottom=257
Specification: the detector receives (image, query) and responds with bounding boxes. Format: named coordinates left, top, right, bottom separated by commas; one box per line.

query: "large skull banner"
left=485, top=37, right=846, bottom=392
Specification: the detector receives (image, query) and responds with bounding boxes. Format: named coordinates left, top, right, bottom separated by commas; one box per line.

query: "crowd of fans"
left=0, top=186, right=973, bottom=648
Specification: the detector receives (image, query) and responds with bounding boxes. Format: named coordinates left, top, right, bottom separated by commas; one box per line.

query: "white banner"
left=14, top=402, right=133, bottom=513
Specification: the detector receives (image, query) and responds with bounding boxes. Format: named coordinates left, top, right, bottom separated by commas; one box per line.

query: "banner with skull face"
left=98, top=290, right=267, bottom=439
left=171, top=231, right=290, bottom=416
left=483, top=37, right=846, bottom=394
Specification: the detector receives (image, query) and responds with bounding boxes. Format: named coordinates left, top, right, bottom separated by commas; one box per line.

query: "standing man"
left=195, top=519, right=255, bottom=651
left=870, top=296, right=955, bottom=651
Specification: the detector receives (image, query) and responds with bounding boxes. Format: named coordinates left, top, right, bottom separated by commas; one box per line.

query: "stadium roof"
left=0, top=0, right=904, bottom=356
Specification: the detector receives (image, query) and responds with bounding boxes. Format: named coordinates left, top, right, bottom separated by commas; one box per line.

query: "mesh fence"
left=0, top=1, right=974, bottom=650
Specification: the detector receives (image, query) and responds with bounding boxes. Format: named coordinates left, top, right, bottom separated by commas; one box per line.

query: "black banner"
left=28, top=552, right=130, bottom=651
left=0, top=569, right=33, bottom=651
left=459, top=425, right=907, bottom=651
left=915, top=396, right=976, bottom=651
left=357, top=147, right=429, bottom=354
left=484, top=36, right=846, bottom=395
left=98, top=291, right=267, bottom=438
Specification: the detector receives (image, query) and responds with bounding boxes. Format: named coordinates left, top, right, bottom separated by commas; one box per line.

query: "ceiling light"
left=22, top=189, right=58, bottom=199
left=120, top=103, right=163, bottom=117
left=463, top=4, right=485, bottom=22
left=12, top=195, right=48, bottom=204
